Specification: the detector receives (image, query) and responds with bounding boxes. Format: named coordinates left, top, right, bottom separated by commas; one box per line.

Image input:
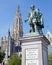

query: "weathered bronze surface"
left=25, top=5, right=44, bottom=34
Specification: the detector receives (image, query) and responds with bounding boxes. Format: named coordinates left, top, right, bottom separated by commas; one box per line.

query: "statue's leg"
left=38, top=27, right=43, bottom=34
left=30, top=24, right=33, bottom=32
left=30, top=27, right=32, bottom=32
left=34, top=24, right=38, bottom=32
left=39, top=28, right=43, bottom=34
left=32, top=24, right=35, bottom=32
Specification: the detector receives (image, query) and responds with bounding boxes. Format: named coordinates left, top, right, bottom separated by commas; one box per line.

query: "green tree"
left=48, top=54, right=52, bottom=65
left=8, top=54, right=21, bottom=65
left=0, top=51, right=5, bottom=63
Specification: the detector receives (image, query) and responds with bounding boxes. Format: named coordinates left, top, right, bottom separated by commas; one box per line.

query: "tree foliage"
left=8, top=54, right=21, bottom=65
left=0, top=51, right=5, bottom=63
left=48, top=54, right=52, bottom=65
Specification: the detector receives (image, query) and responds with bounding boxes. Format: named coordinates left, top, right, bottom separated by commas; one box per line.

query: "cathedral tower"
left=12, top=5, right=23, bottom=46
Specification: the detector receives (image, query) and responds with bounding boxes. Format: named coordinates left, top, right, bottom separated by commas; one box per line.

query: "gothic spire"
left=8, top=28, right=10, bottom=37
left=12, top=5, right=23, bottom=46
left=16, top=5, right=21, bottom=19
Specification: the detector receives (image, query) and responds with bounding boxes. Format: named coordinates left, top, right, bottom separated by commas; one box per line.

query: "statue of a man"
left=25, top=5, right=44, bottom=34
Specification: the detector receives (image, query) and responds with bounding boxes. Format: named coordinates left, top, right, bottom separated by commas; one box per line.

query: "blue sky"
left=0, top=0, right=52, bottom=38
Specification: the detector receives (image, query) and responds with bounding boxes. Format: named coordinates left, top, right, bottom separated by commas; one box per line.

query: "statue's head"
left=30, top=5, right=35, bottom=10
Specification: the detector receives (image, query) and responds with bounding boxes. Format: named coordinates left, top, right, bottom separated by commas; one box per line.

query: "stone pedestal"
left=19, top=35, right=50, bottom=65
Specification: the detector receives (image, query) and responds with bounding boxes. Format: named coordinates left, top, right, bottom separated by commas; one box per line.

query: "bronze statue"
left=25, top=5, right=44, bottom=34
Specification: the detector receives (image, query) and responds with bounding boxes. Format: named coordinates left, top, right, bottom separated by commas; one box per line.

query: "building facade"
left=0, top=6, right=23, bottom=65
left=46, top=31, right=52, bottom=54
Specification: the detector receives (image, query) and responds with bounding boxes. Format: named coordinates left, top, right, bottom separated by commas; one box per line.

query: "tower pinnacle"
left=12, top=5, right=23, bottom=46
left=8, top=28, right=10, bottom=37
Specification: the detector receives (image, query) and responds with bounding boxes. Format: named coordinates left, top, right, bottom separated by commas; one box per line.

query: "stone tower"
left=12, top=5, right=23, bottom=46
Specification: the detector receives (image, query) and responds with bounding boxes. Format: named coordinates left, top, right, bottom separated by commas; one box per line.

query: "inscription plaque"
left=26, top=48, right=39, bottom=65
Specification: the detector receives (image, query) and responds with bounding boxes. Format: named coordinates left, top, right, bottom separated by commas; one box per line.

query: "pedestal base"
left=19, top=35, right=50, bottom=65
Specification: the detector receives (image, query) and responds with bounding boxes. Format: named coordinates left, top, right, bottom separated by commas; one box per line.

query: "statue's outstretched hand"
left=25, top=19, right=28, bottom=22
left=25, top=20, right=27, bottom=22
